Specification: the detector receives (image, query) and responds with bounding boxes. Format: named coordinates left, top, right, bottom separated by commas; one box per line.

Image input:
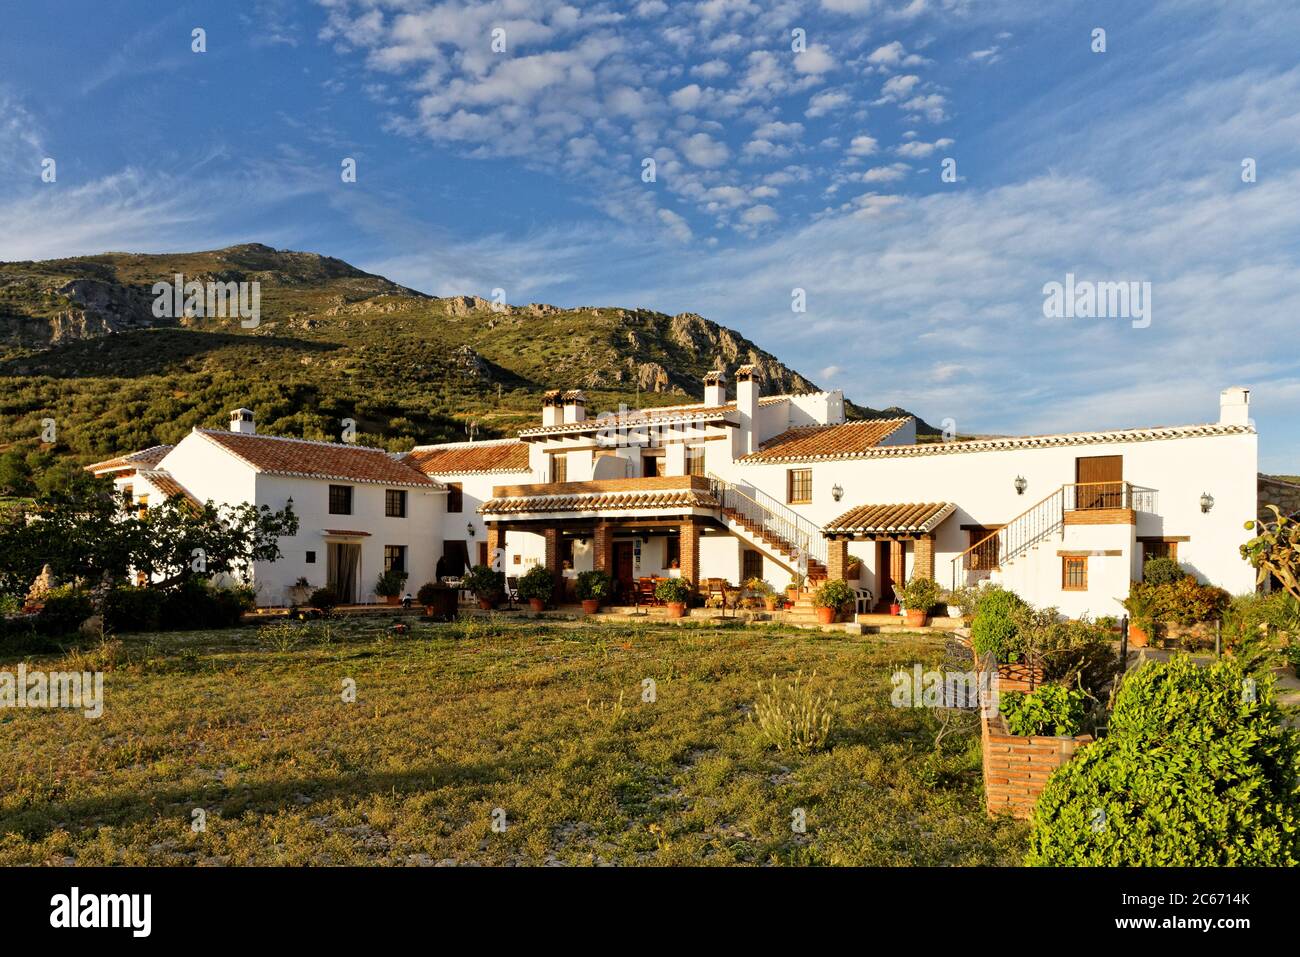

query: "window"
left=560, top=536, right=575, bottom=569
left=787, top=468, right=812, bottom=504
left=446, top=483, right=463, bottom=513
left=550, top=454, right=568, bottom=484
left=136, top=493, right=149, bottom=519
left=1141, top=539, right=1178, bottom=563
left=742, top=549, right=763, bottom=582
left=1062, top=556, right=1088, bottom=591
left=306, top=550, right=316, bottom=564
left=385, top=489, right=407, bottom=518
left=685, top=446, right=705, bottom=477
left=122, top=484, right=134, bottom=508
left=384, top=545, right=407, bottom=573
left=966, top=526, right=1002, bottom=571
left=328, top=484, right=353, bottom=515
left=642, top=451, right=665, bottom=477
left=665, top=536, right=681, bottom=569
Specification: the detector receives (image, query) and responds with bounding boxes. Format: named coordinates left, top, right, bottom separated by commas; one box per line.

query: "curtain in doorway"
left=330, top=543, right=361, bottom=603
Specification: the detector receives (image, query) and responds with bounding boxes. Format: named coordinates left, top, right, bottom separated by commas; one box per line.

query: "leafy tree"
left=1243, top=505, right=1300, bottom=601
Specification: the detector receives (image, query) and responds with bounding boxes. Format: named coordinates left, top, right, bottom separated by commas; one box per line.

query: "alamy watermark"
left=152, top=274, right=260, bottom=328
left=1, top=664, right=103, bottom=719
left=891, top=663, right=998, bottom=716
left=1042, top=273, right=1151, bottom=329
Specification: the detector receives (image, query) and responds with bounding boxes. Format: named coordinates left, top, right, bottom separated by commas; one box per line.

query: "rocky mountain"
left=0, top=244, right=933, bottom=467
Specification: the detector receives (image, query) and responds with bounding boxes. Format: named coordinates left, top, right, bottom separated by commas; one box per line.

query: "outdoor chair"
left=851, top=587, right=874, bottom=616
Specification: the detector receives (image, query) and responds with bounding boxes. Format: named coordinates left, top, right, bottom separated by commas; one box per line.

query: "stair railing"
left=707, top=473, right=828, bottom=568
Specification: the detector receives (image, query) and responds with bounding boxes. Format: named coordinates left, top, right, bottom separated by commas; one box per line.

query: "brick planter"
left=981, top=713, right=1092, bottom=819
left=971, top=650, right=1045, bottom=694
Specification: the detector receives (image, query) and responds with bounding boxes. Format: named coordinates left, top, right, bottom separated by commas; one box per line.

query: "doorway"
left=613, top=541, right=635, bottom=602
left=327, top=542, right=361, bottom=604
left=876, top=540, right=895, bottom=611
left=1076, top=455, right=1123, bottom=509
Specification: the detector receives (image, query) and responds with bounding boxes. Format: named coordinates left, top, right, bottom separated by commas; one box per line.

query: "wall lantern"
left=1200, top=492, right=1215, bottom=514
left=467, top=522, right=476, bottom=537
left=1014, top=476, right=1028, bottom=496
left=831, top=483, right=844, bottom=502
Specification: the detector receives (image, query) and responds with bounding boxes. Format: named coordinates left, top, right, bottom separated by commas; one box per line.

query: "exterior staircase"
left=708, top=474, right=828, bottom=581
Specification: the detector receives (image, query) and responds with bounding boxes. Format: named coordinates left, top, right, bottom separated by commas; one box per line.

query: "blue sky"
left=1, top=0, right=1297, bottom=470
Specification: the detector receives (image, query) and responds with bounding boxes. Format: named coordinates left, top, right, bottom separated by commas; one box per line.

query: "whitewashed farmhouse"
left=89, top=370, right=1261, bottom=618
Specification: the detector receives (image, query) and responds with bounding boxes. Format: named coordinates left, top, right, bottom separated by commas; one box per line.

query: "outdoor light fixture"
left=831, top=483, right=844, bottom=502
left=1014, top=476, right=1028, bottom=495
left=1200, top=492, right=1215, bottom=513
left=467, top=522, right=476, bottom=537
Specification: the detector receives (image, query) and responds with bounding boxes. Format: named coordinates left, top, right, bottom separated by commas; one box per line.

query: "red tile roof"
left=824, top=502, right=956, bottom=537
left=86, top=445, right=174, bottom=474
left=741, top=419, right=912, bottom=463
left=137, top=470, right=201, bottom=509
left=404, top=440, right=531, bottom=475
left=197, top=430, right=438, bottom=486
left=480, top=488, right=719, bottom=515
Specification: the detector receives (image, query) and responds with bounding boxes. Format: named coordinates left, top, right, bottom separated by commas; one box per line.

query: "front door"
left=876, top=540, right=895, bottom=611
left=1076, top=455, right=1123, bottom=509
left=613, top=541, right=635, bottom=601
left=327, top=542, right=361, bottom=604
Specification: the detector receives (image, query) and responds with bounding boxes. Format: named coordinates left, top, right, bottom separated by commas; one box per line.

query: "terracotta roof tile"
left=824, top=502, right=956, bottom=537
left=480, top=489, right=718, bottom=515
left=404, top=440, right=531, bottom=475
left=137, top=470, right=201, bottom=509
left=741, top=419, right=911, bottom=463
left=86, top=445, right=174, bottom=474
left=197, top=430, right=438, bottom=487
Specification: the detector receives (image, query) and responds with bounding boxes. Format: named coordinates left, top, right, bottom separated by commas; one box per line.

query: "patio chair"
left=505, top=576, right=520, bottom=604
left=638, top=577, right=658, bottom=605
left=851, top=586, right=874, bottom=616
left=705, top=578, right=728, bottom=605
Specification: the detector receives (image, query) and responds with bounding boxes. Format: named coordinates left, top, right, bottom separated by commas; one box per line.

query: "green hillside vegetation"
left=0, top=244, right=931, bottom=497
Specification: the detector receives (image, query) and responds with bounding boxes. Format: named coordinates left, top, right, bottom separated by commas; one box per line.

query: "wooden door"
left=477, top=541, right=489, bottom=568
left=742, top=549, right=764, bottom=583
left=1076, top=455, right=1123, bottom=509
left=876, top=541, right=894, bottom=611
left=613, top=542, right=635, bottom=601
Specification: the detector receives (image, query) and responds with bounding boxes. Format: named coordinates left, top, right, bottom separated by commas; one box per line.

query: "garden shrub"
left=1027, top=656, right=1300, bottom=865
left=1013, top=609, right=1118, bottom=699
left=998, top=685, right=1087, bottom=737
left=971, top=586, right=1029, bottom=663
left=158, top=580, right=249, bottom=630
left=1142, top=556, right=1184, bottom=585
left=103, top=585, right=164, bottom=633
left=574, top=569, right=612, bottom=602
left=36, top=587, right=94, bottom=636
left=516, top=565, right=554, bottom=603
left=463, top=564, right=506, bottom=601
left=812, top=578, right=854, bottom=610
left=654, top=577, right=692, bottom=604
left=308, top=587, right=340, bottom=615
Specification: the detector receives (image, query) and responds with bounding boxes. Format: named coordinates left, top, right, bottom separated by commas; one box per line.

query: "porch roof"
left=480, top=488, right=719, bottom=516
left=823, top=502, right=956, bottom=538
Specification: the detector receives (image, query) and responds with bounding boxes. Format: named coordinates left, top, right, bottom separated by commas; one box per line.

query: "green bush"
left=103, top=585, right=164, bottom=633
left=575, top=569, right=612, bottom=602
left=1126, top=578, right=1232, bottom=630
left=654, top=577, right=692, bottom=604
left=999, top=685, right=1087, bottom=737
left=1027, top=656, right=1300, bottom=865
left=900, top=575, right=941, bottom=612
left=158, top=580, right=248, bottom=630
left=415, top=581, right=447, bottom=606
left=1013, top=608, right=1118, bottom=699
left=462, top=564, right=505, bottom=602
left=971, top=586, right=1029, bottom=663
left=308, top=587, right=339, bottom=614
left=1142, top=556, right=1185, bottom=585
left=813, top=578, right=854, bottom=610
left=517, top=565, right=554, bottom=602
left=374, top=567, right=409, bottom=598
left=36, top=587, right=94, bottom=636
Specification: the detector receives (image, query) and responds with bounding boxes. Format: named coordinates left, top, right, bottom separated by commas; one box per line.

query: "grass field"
left=0, top=616, right=1026, bottom=866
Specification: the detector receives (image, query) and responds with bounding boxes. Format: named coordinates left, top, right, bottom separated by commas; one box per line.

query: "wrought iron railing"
left=950, top=481, right=1159, bottom=590
left=708, top=473, right=828, bottom=568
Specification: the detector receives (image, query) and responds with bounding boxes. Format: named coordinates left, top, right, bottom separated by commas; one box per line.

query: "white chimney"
left=1219, top=386, right=1251, bottom=427
left=703, top=370, right=726, bottom=406
left=542, top=390, right=562, bottom=427
left=735, top=364, right=760, bottom=455
left=229, top=408, right=256, bottom=435
left=562, top=390, right=587, bottom=424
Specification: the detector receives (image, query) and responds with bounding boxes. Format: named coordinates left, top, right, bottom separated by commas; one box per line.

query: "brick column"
left=680, top=519, right=701, bottom=593
left=593, top=521, right=613, bottom=575
left=486, top=523, right=505, bottom=572
left=827, top=538, right=849, bottom=581
left=890, top=539, right=905, bottom=586
left=914, top=534, right=935, bottom=581
left=543, top=528, right=562, bottom=596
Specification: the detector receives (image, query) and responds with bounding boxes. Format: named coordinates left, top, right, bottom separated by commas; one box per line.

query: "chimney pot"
left=703, top=370, right=726, bottom=406
left=229, top=408, right=256, bottom=435
left=1219, top=386, right=1251, bottom=427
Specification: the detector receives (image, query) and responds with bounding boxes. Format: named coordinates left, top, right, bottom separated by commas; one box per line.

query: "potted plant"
left=289, top=576, right=313, bottom=605
left=655, top=577, right=692, bottom=618
left=846, top=555, right=863, bottom=582
left=463, top=564, right=505, bottom=610
left=786, top=572, right=805, bottom=599
left=813, top=579, right=855, bottom=624
left=1121, top=583, right=1160, bottom=648
left=747, top=577, right=779, bottom=611
left=575, top=569, right=612, bottom=614
left=900, top=576, right=941, bottom=628
left=416, top=581, right=457, bottom=621
left=517, top=565, right=554, bottom=613
left=375, top=567, right=409, bottom=605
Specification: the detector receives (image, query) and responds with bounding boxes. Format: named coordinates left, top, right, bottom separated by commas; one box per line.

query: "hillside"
left=0, top=244, right=932, bottom=489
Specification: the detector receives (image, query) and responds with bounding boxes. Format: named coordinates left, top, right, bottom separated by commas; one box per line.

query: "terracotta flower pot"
left=764, top=597, right=779, bottom=611
left=889, top=603, right=901, bottom=616
left=904, top=608, right=928, bottom=628
left=529, top=598, right=545, bottom=613
left=423, top=605, right=434, bottom=617
left=787, top=588, right=800, bottom=600
left=815, top=606, right=835, bottom=624
left=1129, top=624, right=1149, bottom=648
left=477, top=597, right=494, bottom=611
left=665, top=601, right=686, bottom=619
left=581, top=599, right=600, bottom=615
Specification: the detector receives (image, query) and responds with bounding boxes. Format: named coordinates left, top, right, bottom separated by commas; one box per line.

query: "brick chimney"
left=229, top=408, right=256, bottom=435
left=1219, top=386, right=1251, bottom=427
left=542, top=390, right=562, bottom=427
left=703, top=370, right=726, bottom=406
left=735, top=364, right=760, bottom=455
left=562, top=390, right=587, bottom=424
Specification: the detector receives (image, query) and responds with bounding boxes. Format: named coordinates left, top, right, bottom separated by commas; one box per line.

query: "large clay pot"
left=581, top=599, right=600, bottom=615
left=478, top=597, right=494, bottom=611
left=665, top=601, right=686, bottom=619
left=764, top=597, right=779, bottom=611
left=1129, top=624, right=1149, bottom=648
left=904, top=608, right=928, bottom=628
left=816, top=606, right=836, bottom=624
left=384, top=595, right=400, bottom=605
left=529, top=598, right=546, bottom=613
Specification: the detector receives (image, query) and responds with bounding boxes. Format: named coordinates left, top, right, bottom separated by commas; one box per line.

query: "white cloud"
left=657, top=207, right=693, bottom=241
left=895, top=137, right=954, bottom=158
left=668, top=83, right=702, bottom=110
left=847, top=134, right=880, bottom=156
left=806, top=89, right=852, bottom=117
left=794, top=44, right=837, bottom=75
left=681, top=131, right=729, bottom=167
left=740, top=204, right=779, bottom=225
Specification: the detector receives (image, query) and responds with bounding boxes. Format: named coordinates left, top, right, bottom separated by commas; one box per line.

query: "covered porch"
left=822, top=502, right=957, bottom=612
